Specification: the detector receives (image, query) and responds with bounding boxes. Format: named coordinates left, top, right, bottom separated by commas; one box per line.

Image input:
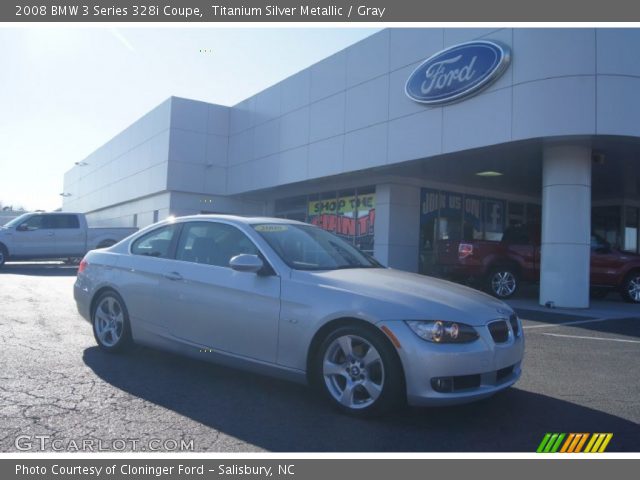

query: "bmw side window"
left=176, top=222, right=258, bottom=268
left=131, top=224, right=179, bottom=258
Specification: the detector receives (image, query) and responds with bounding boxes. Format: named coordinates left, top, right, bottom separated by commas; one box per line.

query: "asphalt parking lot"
left=0, top=263, right=638, bottom=452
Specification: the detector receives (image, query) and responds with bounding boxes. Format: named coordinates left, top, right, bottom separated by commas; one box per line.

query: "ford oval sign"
left=405, top=41, right=511, bottom=105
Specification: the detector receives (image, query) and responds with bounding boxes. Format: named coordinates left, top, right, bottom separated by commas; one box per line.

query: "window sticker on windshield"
left=255, top=225, right=289, bottom=232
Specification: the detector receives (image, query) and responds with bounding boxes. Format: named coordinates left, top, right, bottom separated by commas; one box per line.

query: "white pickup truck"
left=0, top=212, right=137, bottom=267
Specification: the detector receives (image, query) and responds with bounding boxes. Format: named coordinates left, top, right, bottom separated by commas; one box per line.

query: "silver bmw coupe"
left=74, top=215, right=524, bottom=415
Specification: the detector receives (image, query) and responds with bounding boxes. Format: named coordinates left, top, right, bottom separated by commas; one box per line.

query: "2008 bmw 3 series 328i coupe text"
left=74, top=215, right=524, bottom=416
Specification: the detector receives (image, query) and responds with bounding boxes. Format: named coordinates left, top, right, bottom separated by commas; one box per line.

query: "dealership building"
left=62, top=28, right=640, bottom=308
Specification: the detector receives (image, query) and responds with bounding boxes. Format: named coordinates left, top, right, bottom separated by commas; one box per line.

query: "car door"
left=120, top=223, right=183, bottom=337
left=46, top=214, right=85, bottom=256
left=11, top=214, right=55, bottom=257
left=161, top=221, right=281, bottom=364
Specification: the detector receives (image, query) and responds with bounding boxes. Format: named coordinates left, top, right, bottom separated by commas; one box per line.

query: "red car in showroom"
left=434, top=224, right=640, bottom=303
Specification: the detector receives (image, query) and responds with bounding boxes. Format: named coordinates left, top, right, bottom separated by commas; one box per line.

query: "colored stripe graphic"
left=538, top=433, right=613, bottom=453
left=574, top=433, right=589, bottom=453
left=598, top=434, right=613, bottom=453
left=568, top=433, right=581, bottom=452
left=560, top=433, right=575, bottom=453
left=591, top=434, right=605, bottom=452
left=584, top=434, right=598, bottom=453
left=544, top=433, right=559, bottom=453
left=584, top=433, right=613, bottom=453
left=537, top=433, right=565, bottom=453
left=550, top=433, right=565, bottom=452
left=537, top=433, right=552, bottom=453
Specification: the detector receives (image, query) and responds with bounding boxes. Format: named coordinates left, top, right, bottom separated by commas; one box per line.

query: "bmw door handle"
left=163, top=271, right=183, bottom=281
left=47, top=232, right=54, bottom=236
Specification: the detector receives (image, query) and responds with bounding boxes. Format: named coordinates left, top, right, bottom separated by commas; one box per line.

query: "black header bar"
left=4, top=0, right=640, bottom=22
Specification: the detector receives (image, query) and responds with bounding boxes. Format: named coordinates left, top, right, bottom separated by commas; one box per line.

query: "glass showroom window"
left=354, top=187, right=375, bottom=254
left=419, top=188, right=507, bottom=274
left=507, top=202, right=525, bottom=228
left=275, top=195, right=307, bottom=223
left=310, top=191, right=341, bottom=234
left=592, top=206, right=621, bottom=249
left=624, top=206, right=639, bottom=253
left=275, top=187, right=376, bottom=255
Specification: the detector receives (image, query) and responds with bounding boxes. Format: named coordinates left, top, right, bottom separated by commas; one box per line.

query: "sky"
left=0, top=27, right=379, bottom=212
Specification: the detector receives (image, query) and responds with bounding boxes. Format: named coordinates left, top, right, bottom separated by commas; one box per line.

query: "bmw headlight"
left=405, top=320, right=478, bottom=344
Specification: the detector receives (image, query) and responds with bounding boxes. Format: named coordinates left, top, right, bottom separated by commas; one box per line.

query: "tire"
left=0, top=244, right=7, bottom=268
left=313, top=324, right=404, bottom=416
left=621, top=271, right=640, bottom=304
left=91, top=290, right=133, bottom=352
left=487, top=267, right=519, bottom=299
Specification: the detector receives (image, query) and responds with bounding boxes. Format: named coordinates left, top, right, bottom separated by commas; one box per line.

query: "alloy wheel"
left=628, top=275, right=640, bottom=303
left=322, top=335, right=385, bottom=410
left=94, top=296, right=125, bottom=347
left=491, top=271, right=517, bottom=297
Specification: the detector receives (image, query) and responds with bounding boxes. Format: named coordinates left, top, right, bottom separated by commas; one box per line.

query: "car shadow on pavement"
left=83, top=346, right=639, bottom=452
left=0, top=263, right=78, bottom=276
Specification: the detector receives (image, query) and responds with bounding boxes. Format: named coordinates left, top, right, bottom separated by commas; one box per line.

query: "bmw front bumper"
left=378, top=318, right=524, bottom=407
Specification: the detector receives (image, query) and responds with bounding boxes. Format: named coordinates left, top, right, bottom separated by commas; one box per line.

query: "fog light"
left=431, top=377, right=453, bottom=393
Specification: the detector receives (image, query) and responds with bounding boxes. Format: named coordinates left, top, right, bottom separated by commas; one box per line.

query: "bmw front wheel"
left=315, top=325, right=403, bottom=416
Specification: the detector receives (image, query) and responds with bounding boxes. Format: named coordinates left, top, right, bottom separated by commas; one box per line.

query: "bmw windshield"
left=253, top=223, right=382, bottom=271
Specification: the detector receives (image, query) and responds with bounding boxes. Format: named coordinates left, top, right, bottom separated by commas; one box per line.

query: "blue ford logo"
left=405, top=41, right=511, bottom=105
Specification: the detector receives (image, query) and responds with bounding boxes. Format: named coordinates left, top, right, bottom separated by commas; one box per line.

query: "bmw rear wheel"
left=92, top=291, right=132, bottom=352
left=315, top=325, right=403, bottom=416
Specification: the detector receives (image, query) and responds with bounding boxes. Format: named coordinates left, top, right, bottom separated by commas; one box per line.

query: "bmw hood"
left=295, top=268, right=515, bottom=326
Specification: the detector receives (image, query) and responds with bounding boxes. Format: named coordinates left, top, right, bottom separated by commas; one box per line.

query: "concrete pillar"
left=373, top=184, right=421, bottom=272
left=539, top=143, right=592, bottom=308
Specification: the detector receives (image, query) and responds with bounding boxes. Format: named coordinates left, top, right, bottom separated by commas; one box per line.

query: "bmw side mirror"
left=229, top=254, right=264, bottom=274
left=16, top=224, right=28, bottom=232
